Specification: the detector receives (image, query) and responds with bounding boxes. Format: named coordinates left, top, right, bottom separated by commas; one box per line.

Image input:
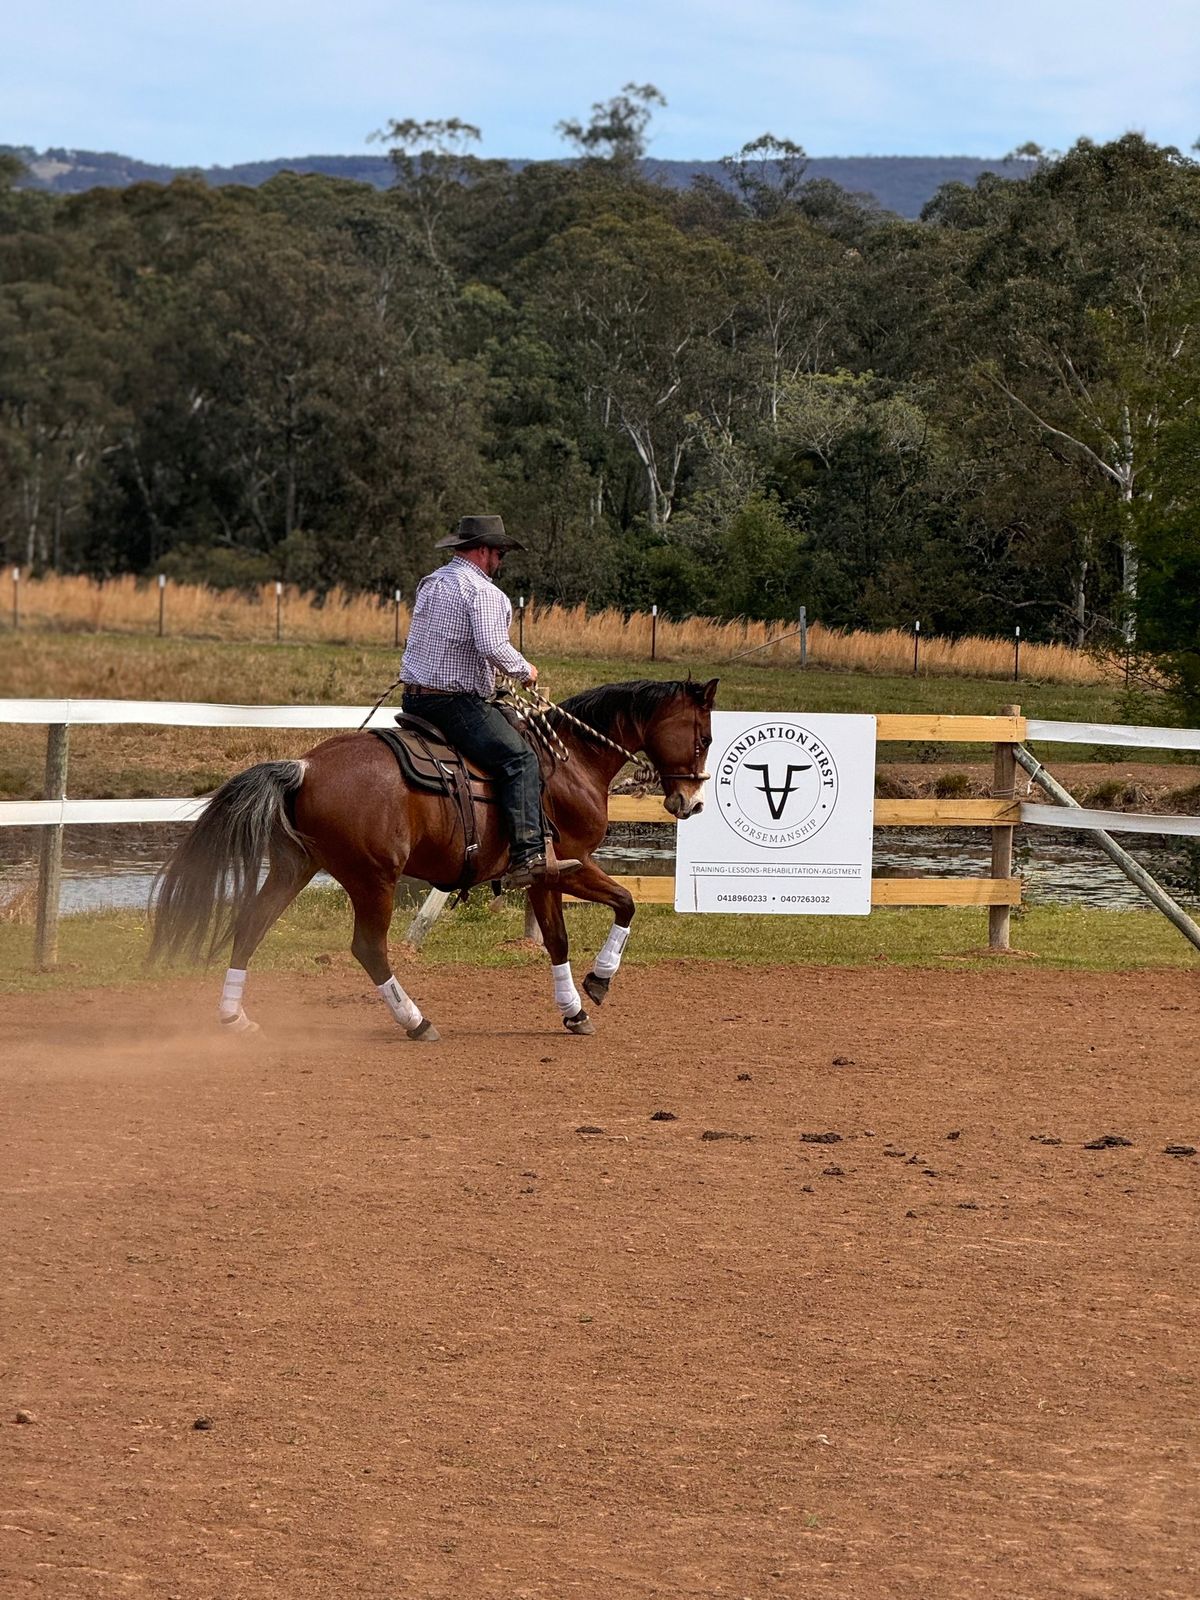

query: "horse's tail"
left=150, top=759, right=307, bottom=964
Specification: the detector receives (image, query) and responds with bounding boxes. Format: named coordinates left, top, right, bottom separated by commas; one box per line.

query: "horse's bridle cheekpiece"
left=435, top=515, right=526, bottom=553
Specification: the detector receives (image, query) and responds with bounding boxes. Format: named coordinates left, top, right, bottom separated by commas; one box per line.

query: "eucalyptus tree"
left=1130, top=367, right=1200, bottom=717
left=943, top=135, right=1200, bottom=640
left=719, top=134, right=809, bottom=219
left=556, top=83, right=667, bottom=177
left=0, top=194, right=127, bottom=569
left=532, top=209, right=751, bottom=530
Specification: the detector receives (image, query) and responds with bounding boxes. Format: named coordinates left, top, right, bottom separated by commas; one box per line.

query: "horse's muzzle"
left=665, top=789, right=705, bottom=820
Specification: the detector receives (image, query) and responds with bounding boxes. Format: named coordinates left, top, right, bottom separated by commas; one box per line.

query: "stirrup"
left=542, top=838, right=582, bottom=878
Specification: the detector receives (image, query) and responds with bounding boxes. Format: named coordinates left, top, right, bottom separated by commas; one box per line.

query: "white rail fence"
left=2, top=699, right=1199, bottom=966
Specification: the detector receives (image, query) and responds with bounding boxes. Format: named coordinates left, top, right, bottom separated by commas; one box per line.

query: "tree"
left=734, top=212, right=851, bottom=425
left=1131, top=405, right=1200, bottom=718
left=556, top=84, right=666, bottom=175
left=0, top=221, right=126, bottom=568
left=948, top=136, right=1200, bottom=640
left=533, top=211, right=748, bottom=529
left=720, top=134, right=808, bottom=219
left=370, top=117, right=487, bottom=281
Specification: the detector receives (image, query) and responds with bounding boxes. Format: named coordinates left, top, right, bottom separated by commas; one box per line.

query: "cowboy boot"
left=500, top=838, right=582, bottom=892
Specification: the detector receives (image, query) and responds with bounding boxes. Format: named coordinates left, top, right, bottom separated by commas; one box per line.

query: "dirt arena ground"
left=3, top=963, right=1198, bottom=1600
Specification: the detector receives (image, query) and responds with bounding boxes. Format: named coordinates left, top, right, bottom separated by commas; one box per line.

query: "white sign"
left=675, top=711, right=876, bottom=915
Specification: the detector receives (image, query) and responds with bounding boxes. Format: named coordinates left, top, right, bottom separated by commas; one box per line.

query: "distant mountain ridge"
left=5, top=145, right=1033, bottom=220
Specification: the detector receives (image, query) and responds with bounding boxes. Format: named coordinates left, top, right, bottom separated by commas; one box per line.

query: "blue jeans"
left=402, top=690, right=544, bottom=864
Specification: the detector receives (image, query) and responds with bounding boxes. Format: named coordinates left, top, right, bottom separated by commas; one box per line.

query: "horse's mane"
left=558, top=679, right=690, bottom=735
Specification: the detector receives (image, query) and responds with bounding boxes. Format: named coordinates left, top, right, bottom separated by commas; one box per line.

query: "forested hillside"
left=5, top=145, right=1031, bottom=221
left=1, top=103, right=1198, bottom=707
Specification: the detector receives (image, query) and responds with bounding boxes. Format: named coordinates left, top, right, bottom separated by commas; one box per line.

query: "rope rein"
left=498, top=675, right=654, bottom=781
left=356, top=672, right=405, bottom=732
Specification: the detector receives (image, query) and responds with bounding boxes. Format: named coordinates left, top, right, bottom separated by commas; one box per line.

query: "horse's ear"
left=700, top=677, right=719, bottom=709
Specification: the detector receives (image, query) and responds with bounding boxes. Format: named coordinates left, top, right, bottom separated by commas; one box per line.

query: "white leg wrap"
left=593, top=924, right=631, bottom=979
left=219, top=967, right=247, bottom=1022
left=378, top=975, right=422, bottom=1032
left=551, top=961, right=582, bottom=1018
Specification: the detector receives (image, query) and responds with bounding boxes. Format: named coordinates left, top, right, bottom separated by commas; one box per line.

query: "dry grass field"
left=8, top=571, right=1115, bottom=685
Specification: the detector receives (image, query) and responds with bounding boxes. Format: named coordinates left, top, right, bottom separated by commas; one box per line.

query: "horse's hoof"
left=582, top=971, right=610, bottom=1007
left=406, top=1018, right=440, bottom=1043
left=219, top=1010, right=260, bottom=1036
left=564, top=1009, right=594, bottom=1036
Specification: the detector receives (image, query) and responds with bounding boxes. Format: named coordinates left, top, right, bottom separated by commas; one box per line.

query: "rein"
left=499, top=676, right=640, bottom=768
left=356, top=673, right=405, bottom=732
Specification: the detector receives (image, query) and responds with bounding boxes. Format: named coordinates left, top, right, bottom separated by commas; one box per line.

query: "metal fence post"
left=393, top=588, right=402, bottom=649
left=650, top=603, right=658, bottom=662
left=989, top=702, right=1019, bottom=951
left=1014, top=625, right=1021, bottom=683
left=912, top=619, right=921, bottom=676
left=517, top=596, right=525, bottom=653
left=34, top=724, right=69, bottom=969
left=799, top=606, right=808, bottom=668
left=158, top=573, right=166, bottom=637
left=11, top=567, right=19, bottom=630
left=275, top=580, right=283, bottom=643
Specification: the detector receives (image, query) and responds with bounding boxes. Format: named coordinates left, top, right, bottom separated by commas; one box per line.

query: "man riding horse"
left=151, top=512, right=717, bottom=1041
left=400, top=514, right=581, bottom=893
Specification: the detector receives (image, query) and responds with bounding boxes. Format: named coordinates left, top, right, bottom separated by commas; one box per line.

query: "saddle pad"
left=370, top=725, right=495, bottom=799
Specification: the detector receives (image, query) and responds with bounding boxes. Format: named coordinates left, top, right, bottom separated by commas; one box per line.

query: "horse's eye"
left=701, top=735, right=711, bottom=748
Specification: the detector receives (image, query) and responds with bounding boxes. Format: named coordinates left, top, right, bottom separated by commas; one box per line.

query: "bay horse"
left=151, top=677, right=717, bottom=1040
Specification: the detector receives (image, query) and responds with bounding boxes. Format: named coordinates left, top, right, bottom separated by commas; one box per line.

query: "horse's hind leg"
left=219, top=846, right=316, bottom=1034
left=345, top=870, right=439, bottom=1043
left=527, top=882, right=593, bottom=1036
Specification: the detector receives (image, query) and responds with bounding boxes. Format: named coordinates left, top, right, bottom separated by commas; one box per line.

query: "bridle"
left=656, top=705, right=711, bottom=786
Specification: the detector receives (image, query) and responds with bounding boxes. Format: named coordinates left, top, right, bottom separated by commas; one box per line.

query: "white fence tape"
left=6, top=795, right=1199, bottom=837
left=0, top=798, right=211, bottom=827
left=1027, top=718, right=1200, bottom=752
left=1020, top=803, right=1200, bottom=837
left=0, top=698, right=399, bottom=729
left=2, top=700, right=1197, bottom=749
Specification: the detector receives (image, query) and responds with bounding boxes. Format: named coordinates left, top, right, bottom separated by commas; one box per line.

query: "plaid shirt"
left=401, top=555, right=533, bottom=697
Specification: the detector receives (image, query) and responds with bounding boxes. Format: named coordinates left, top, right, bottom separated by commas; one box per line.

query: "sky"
left=5, top=0, right=1199, bottom=167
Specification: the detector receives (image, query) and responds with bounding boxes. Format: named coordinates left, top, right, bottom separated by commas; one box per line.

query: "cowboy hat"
left=435, top=514, right=525, bottom=552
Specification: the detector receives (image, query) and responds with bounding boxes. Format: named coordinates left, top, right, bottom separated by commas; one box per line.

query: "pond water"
left=0, top=824, right=1174, bottom=916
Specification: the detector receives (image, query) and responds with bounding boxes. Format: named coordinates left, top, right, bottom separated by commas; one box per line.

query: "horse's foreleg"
left=221, top=848, right=316, bottom=1034
left=345, top=872, right=439, bottom=1042
left=527, top=881, right=593, bottom=1036
left=557, top=861, right=635, bottom=1008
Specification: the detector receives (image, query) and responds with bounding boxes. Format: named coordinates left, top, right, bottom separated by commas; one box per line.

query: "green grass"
left=3, top=889, right=1196, bottom=995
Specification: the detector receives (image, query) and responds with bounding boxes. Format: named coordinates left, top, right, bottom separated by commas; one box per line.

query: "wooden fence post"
left=34, top=723, right=69, bottom=968
left=989, top=702, right=1019, bottom=950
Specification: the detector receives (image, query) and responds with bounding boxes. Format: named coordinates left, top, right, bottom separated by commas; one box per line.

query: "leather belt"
left=402, top=684, right=473, bottom=697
